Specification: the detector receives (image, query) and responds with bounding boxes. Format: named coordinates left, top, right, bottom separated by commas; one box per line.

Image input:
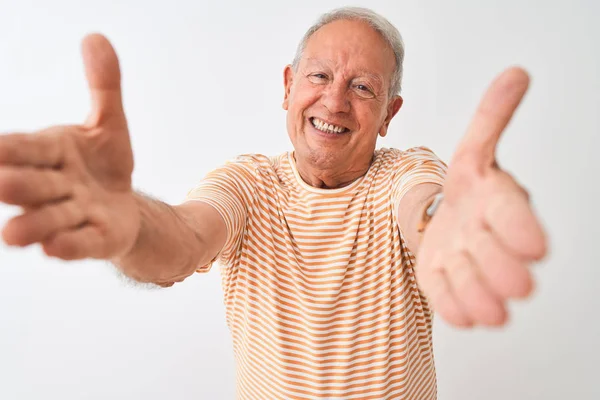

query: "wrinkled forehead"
left=300, top=19, right=396, bottom=86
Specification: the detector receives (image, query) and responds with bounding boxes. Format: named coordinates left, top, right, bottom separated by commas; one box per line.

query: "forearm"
left=111, top=192, right=205, bottom=285
left=397, top=183, right=443, bottom=256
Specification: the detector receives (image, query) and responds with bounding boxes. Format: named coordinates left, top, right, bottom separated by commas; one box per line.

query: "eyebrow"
left=304, top=57, right=384, bottom=85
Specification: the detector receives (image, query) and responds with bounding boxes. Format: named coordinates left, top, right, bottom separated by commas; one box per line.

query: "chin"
left=305, top=148, right=343, bottom=170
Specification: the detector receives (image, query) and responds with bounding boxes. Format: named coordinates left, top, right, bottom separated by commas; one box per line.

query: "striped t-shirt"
left=185, top=146, right=447, bottom=400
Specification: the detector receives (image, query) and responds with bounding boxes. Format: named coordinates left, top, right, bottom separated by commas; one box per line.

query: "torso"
left=217, top=149, right=437, bottom=400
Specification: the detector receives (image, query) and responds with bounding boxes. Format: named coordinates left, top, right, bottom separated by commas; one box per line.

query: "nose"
left=321, top=81, right=351, bottom=114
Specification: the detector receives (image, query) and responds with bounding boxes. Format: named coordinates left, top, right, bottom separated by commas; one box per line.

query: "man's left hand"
left=416, top=67, right=548, bottom=328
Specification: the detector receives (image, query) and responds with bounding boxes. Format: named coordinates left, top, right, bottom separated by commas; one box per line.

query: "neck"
left=293, top=153, right=373, bottom=189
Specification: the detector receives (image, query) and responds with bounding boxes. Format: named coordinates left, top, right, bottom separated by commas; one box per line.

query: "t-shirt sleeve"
left=182, top=155, right=258, bottom=272
left=391, top=146, right=448, bottom=212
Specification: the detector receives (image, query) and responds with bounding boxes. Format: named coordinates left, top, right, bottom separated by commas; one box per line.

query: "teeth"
left=312, top=118, right=346, bottom=134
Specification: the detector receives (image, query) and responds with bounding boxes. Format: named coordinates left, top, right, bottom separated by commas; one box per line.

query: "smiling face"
left=283, top=19, right=403, bottom=186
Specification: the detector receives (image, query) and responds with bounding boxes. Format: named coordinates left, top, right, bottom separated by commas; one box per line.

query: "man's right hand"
left=0, top=34, right=140, bottom=261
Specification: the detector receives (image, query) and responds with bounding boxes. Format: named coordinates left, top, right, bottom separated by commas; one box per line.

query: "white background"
left=0, top=0, right=598, bottom=399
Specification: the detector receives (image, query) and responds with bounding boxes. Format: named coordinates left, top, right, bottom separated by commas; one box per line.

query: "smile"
left=310, top=117, right=349, bottom=134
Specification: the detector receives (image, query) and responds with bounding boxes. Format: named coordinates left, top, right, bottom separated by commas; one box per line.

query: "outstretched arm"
left=399, top=67, right=548, bottom=329
left=0, top=33, right=226, bottom=287
left=112, top=194, right=226, bottom=286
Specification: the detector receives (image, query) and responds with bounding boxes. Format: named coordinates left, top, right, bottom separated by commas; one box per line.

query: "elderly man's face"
left=283, top=19, right=403, bottom=174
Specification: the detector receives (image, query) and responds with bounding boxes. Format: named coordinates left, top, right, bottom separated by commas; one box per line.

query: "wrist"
left=417, top=192, right=444, bottom=234
left=111, top=191, right=143, bottom=263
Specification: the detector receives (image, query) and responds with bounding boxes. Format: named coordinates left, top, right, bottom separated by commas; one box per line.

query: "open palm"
left=0, top=34, right=139, bottom=260
left=416, top=68, right=548, bottom=328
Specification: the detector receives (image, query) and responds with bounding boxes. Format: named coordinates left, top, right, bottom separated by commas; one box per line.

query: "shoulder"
left=377, top=146, right=445, bottom=166
left=372, top=147, right=447, bottom=184
left=224, top=152, right=287, bottom=166
left=376, top=146, right=440, bottom=161
left=222, top=152, right=287, bottom=172
left=209, top=152, right=289, bottom=182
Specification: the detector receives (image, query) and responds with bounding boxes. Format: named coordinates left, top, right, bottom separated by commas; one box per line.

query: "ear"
left=379, top=95, right=403, bottom=137
left=282, top=64, right=294, bottom=110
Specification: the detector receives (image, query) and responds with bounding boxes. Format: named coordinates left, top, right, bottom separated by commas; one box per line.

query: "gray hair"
left=291, top=7, right=405, bottom=97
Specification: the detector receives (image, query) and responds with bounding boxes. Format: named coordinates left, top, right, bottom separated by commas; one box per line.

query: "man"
left=0, top=6, right=546, bottom=400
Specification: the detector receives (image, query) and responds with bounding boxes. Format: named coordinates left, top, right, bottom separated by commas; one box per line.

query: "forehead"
left=302, top=19, right=396, bottom=82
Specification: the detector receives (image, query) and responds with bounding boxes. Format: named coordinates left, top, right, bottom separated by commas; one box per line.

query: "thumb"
left=454, top=66, right=530, bottom=172
left=81, top=33, right=125, bottom=127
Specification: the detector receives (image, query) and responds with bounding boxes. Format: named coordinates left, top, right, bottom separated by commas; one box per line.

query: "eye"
left=354, top=84, right=375, bottom=98
left=308, top=73, right=328, bottom=83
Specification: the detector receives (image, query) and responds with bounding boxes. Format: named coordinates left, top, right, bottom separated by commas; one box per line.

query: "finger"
left=81, top=33, right=126, bottom=127
left=454, top=67, right=530, bottom=171
left=0, top=130, right=65, bottom=167
left=42, top=224, right=104, bottom=260
left=417, top=267, right=473, bottom=328
left=484, top=189, right=547, bottom=261
left=465, top=229, right=533, bottom=299
left=2, top=198, right=87, bottom=246
left=445, top=252, right=508, bottom=326
left=0, top=166, right=73, bottom=205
